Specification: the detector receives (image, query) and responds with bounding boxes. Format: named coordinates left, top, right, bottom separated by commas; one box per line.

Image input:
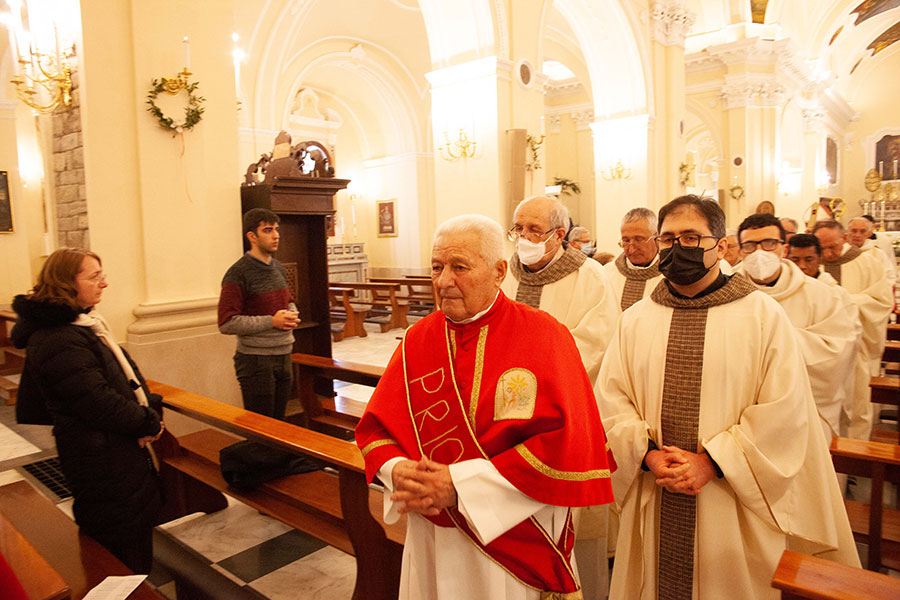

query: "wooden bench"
left=829, top=436, right=900, bottom=572
left=292, top=353, right=383, bottom=436
left=0, top=310, right=22, bottom=403
left=888, top=323, right=900, bottom=341
left=883, top=340, right=900, bottom=363
left=328, top=287, right=370, bottom=342
left=0, top=481, right=165, bottom=600
left=368, top=277, right=436, bottom=312
left=149, top=381, right=403, bottom=600
left=771, top=549, right=900, bottom=599
left=331, top=281, right=409, bottom=332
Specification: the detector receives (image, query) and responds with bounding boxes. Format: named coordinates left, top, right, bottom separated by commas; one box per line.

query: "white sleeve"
left=449, top=458, right=548, bottom=545
left=377, top=457, right=406, bottom=525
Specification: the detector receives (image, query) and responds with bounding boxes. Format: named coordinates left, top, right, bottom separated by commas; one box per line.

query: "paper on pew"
left=82, top=575, right=147, bottom=600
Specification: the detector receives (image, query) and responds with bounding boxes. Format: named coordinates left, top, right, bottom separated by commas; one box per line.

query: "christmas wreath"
left=146, top=77, right=205, bottom=135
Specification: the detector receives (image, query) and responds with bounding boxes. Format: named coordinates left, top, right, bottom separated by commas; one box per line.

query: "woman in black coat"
left=11, top=248, right=164, bottom=574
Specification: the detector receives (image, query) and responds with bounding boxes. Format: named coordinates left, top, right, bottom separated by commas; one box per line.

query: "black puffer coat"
left=11, top=295, right=162, bottom=539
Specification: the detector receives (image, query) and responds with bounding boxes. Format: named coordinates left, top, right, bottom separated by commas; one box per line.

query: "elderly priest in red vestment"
left=356, top=214, right=616, bottom=600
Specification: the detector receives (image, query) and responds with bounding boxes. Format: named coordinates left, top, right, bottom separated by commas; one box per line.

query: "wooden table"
left=0, top=481, right=164, bottom=600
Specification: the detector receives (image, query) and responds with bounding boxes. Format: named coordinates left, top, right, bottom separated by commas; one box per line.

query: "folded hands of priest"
left=390, top=457, right=458, bottom=515
left=645, top=445, right=716, bottom=495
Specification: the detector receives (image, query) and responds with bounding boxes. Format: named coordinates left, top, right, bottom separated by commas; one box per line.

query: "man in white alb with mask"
left=500, top=194, right=618, bottom=599
left=733, top=214, right=860, bottom=443
left=500, top=195, right=617, bottom=384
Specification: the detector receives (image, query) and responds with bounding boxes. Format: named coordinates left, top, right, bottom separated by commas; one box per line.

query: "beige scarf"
left=74, top=310, right=148, bottom=407
left=509, top=245, right=587, bottom=308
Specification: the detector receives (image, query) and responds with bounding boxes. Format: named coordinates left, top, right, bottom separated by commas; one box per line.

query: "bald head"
left=511, top=195, right=569, bottom=270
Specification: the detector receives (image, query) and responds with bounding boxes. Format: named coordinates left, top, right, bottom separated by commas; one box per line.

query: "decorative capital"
left=651, top=1, right=696, bottom=47
left=721, top=74, right=787, bottom=110
left=801, top=107, right=825, bottom=132
left=547, top=113, right=562, bottom=135
left=571, top=109, right=594, bottom=131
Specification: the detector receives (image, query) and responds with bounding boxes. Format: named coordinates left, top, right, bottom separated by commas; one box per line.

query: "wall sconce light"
left=602, top=160, right=631, bottom=181
left=5, top=2, right=73, bottom=114
left=439, top=128, right=477, bottom=161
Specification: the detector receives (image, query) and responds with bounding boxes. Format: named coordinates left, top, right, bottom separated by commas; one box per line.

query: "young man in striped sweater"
left=218, top=208, right=298, bottom=419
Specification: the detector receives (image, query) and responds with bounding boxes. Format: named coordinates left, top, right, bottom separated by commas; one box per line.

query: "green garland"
left=146, top=78, right=205, bottom=135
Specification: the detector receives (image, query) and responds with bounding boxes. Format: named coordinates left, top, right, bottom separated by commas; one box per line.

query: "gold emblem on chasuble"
left=494, top=368, right=537, bottom=420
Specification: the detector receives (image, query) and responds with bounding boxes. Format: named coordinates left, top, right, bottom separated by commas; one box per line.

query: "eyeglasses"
left=507, top=226, right=555, bottom=243
left=655, top=234, right=720, bottom=249
left=79, top=272, right=107, bottom=283
left=739, top=239, right=782, bottom=253
left=618, top=236, right=655, bottom=248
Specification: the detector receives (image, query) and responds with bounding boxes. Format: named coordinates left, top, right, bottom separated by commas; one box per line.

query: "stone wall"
left=52, top=72, right=88, bottom=248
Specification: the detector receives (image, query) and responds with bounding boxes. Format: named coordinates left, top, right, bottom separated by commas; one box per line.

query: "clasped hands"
left=645, top=445, right=716, bottom=496
left=390, top=457, right=457, bottom=516
left=138, top=421, right=165, bottom=448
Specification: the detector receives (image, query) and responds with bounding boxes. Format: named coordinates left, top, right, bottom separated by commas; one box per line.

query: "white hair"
left=514, top=195, right=570, bottom=230
left=433, top=214, right=505, bottom=266
left=848, top=216, right=872, bottom=230
left=621, top=207, right=657, bottom=232
left=569, top=226, right=589, bottom=240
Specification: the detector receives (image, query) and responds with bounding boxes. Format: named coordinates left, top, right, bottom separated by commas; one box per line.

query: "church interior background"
left=0, top=1, right=899, bottom=595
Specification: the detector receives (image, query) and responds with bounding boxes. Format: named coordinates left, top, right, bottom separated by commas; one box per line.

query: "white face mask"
left=743, top=249, right=781, bottom=281
left=516, top=236, right=553, bottom=266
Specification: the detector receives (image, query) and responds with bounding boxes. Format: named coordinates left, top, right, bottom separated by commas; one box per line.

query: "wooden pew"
left=368, top=277, right=436, bottom=312
left=888, top=323, right=900, bottom=341
left=0, top=510, right=69, bottom=600
left=149, top=381, right=403, bottom=600
left=883, top=340, right=900, bottom=363
left=0, top=480, right=164, bottom=600
left=829, top=437, right=900, bottom=572
left=0, top=309, right=22, bottom=404
left=292, top=352, right=383, bottom=436
left=771, top=549, right=900, bottom=599
left=330, top=282, right=409, bottom=331
left=328, top=287, right=369, bottom=341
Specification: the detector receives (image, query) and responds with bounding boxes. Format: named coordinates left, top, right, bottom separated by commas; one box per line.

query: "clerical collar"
left=666, top=272, right=729, bottom=299
left=446, top=291, right=500, bottom=325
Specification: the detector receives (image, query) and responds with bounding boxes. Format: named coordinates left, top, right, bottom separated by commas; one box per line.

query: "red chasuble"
left=356, top=292, right=616, bottom=594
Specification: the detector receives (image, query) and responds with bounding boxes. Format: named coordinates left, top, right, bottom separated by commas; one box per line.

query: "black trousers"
left=233, top=352, right=292, bottom=420
left=89, top=526, right=155, bottom=574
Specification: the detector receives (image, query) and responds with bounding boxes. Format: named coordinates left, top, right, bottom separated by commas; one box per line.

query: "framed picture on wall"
left=376, top=199, right=398, bottom=237
left=875, top=134, right=900, bottom=181
left=0, top=171, right=12, bottom=233
left=826, top=136, right=838, bottom=185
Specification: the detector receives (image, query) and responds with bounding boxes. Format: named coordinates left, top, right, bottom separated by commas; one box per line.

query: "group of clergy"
left=355, top=193, right=896, bottom=600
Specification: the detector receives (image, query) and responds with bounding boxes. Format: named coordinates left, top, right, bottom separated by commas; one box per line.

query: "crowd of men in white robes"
left=358, top=193, right=896, bottom=600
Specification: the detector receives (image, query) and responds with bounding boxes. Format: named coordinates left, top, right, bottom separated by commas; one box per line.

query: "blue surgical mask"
left=580, top=243, right=594, bottom=255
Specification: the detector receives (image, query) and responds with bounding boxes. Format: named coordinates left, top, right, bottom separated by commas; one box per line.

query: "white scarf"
left=73, top=310, right=148, bottom=407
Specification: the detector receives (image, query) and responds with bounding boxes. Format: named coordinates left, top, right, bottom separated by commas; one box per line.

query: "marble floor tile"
left=162, top=501, right=292, bottom=563
left=248, top=545, right=357, bottom=600
left=0, top=422, right=41, bottom=462
left=331, top=323, right=407, bottom=368
left=217, top=529, right=326, bottom=583
left=333, top=383, right=375, bottom=404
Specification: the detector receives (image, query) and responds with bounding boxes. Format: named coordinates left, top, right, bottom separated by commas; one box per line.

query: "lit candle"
left=879, top=161, right=884, bottom=177
left=351, top=203, right=357, bottom=227
left=182, top=36, right=191, bottom=70
left=894, top=159, right=898, bottom=179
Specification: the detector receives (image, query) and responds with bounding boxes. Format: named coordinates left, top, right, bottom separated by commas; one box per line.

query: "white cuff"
left=377, top=457, right=405, bottom=524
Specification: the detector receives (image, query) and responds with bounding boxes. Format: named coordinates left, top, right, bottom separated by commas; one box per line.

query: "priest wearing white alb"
left=734, top=214, right=860, bottom=442
left=604, top=208, right=664, bottom=314
left=847, top=216, right=898, bottom=284
left=597, top=195, right=859, bottom=600
left=500, top=195, right=617, bottom=384
left=814, top=220, right=894, bottom=440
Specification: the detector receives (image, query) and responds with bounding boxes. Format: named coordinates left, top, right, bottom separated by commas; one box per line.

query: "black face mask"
left=658, top=243, right=717, bottom=285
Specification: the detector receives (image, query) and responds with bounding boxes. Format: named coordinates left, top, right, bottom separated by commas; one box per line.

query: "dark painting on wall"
left=0, top=171, right=12, bottom=233
left=875, top=134, right=900, bottom=181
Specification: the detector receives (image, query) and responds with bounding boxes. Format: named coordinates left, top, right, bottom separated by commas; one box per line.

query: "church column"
left=79, top=0, right=242, bottom=408
left=426, top=57, right=513, bottom=227
left=647, top=1, right=695, bottom=207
